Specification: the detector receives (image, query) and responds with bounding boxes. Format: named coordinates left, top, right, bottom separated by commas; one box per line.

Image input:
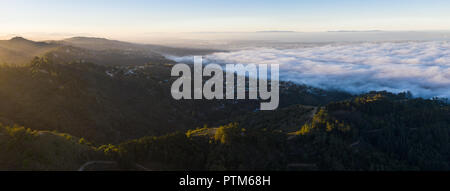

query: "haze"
left=1, top=0, right=450, bottom=43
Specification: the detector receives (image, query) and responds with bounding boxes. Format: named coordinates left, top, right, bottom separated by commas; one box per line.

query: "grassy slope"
left=0, top=37, right=59, bottom=65
left=0, top=125, right=99, bottom=170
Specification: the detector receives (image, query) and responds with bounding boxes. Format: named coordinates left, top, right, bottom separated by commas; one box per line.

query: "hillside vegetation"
left=108, top=92, right=450, bottom=171
left=0, top=37, right=448, bottom=171
left=0, top=124, right=99, bottom=170
left=0, top=42, right=349, bottom=144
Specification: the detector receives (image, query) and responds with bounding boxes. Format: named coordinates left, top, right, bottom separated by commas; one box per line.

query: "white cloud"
left=168, top=41, right=450, bottom=98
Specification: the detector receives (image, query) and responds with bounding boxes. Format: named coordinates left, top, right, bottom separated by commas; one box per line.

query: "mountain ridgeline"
left=0, top=37, right=448, bottom=170
left=0, top=36, right=219, bottom=66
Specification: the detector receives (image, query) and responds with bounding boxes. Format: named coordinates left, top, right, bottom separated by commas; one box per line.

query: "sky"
left=1, top=0, right=450, bottom=41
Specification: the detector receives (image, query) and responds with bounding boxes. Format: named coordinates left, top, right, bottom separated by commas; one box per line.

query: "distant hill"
left=327, top=30, right=384, bottom=33
left=43, top=44, right=170, bottom=66
left=256, top=30, right=297, bottom=33
left=0, top=37, right=221, bottom=66
left=0, top=37, right=59, bottom=65
left=61, top=36, right=221, bottom=56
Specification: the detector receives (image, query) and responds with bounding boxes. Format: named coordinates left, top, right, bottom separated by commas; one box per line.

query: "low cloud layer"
left=169, top=41, right=450, bottom=98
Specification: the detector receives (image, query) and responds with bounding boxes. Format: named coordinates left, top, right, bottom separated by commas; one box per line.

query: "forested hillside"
left=0, top=37, right=219, bottom=66
left=0, top=54, right=347, bottom=144
left=108, top=92, right=450, bottom=171
left=290, top=92, right=450, bottom=170
left=0, top=57, right=258, bottom=143
left=0, top=37, right=448, bottom=171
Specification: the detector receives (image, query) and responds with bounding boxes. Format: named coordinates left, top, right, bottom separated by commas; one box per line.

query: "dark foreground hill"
left=0, top=55, right=348, bottom=144
left=0, top=124, right=99, bottom=170
left=0, top=57, right=353, bottom=170
left=110, top=92, right=450, bottom=171
left=0, top=58, right=252, bottom=143
left=2, top=91, right=448, bottom=170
